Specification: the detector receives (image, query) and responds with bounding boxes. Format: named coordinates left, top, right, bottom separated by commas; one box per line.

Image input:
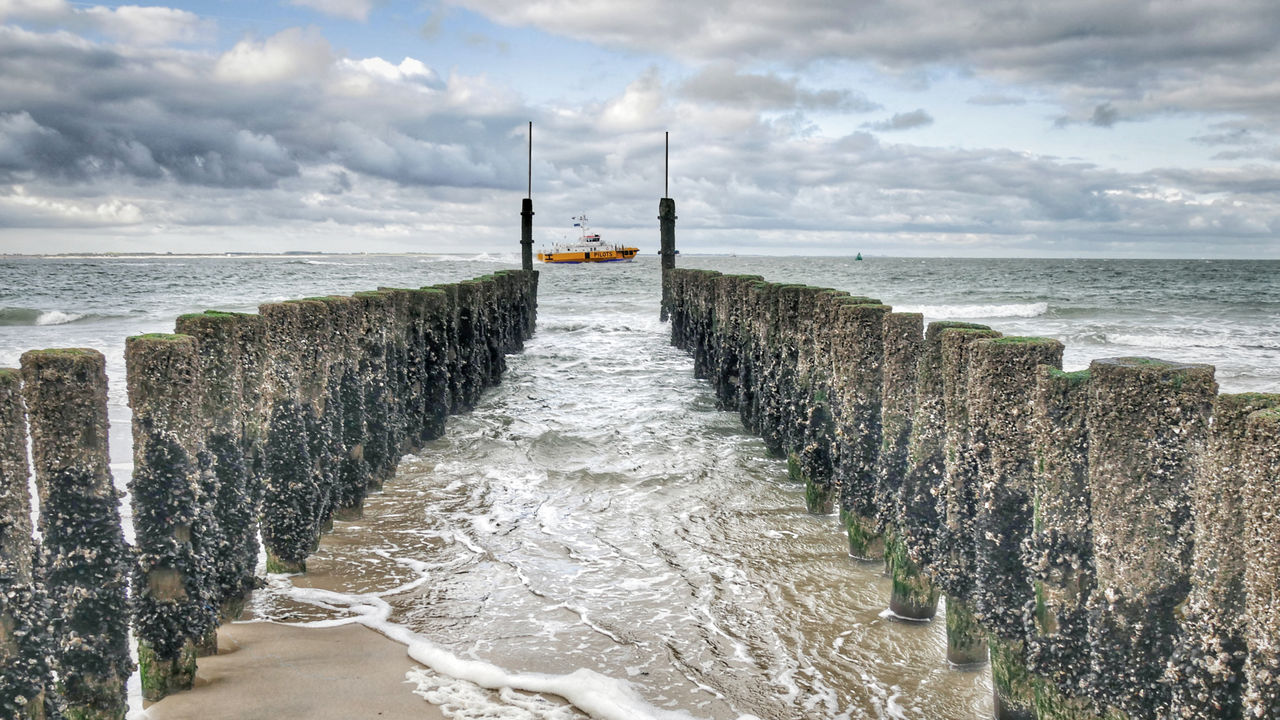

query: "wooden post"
left=21, top=349, right=131, bottom=720
left=0, top=368, right=55, bottom=720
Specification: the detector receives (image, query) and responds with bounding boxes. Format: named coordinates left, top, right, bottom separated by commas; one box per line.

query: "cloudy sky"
left=2, top=0, right=1279, bottom=256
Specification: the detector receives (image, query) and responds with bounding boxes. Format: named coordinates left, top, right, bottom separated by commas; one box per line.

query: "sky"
left=1, top=0, right=1279, bottom=257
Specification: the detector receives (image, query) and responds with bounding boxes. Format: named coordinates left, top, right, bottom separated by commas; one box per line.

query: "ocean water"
left=1, top=254, right=1276, bottom=719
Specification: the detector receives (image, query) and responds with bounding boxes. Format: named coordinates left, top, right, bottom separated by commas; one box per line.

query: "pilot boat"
left=537, top=215, right=639, bottom=263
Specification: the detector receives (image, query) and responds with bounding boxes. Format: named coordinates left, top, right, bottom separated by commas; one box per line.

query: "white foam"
left=273, top=578, right=737, bottom=720
left=894, top=302, right=1048, bottom=320
left=553, top=603, right=625, bottom=644
left=877, top=607, right=933, bottom=624
left=1103, top=332, right=1250, bottom=350
left=35, top=310, right=85, bottom=325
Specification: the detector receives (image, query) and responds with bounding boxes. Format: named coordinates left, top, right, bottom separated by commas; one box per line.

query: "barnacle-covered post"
left=420, top=287, right=451, bottom=442
left=876, top=313, right=937, bottom=620
left=314, top=297, right=369, bottom=520
left=374, top=288, right=412, bottom=459
left=1242, top=405, right=1280, bottom=717
left=967, top=336, right=1064, bottom=720
left=174, top=311, right=261, bottom=622
left=1085, top=357, right=1215, bottom=719
left=126, top=333, right=217, bottom=701
left=1026, top=367, right=1099, bottom=719
left=934, top=325, right=1000, bottom=667
left=289, top=299, right=338, bottom=536
left=353, top=291, right=393, bottom=489
left=737, top=279, right=771, bottom=431
left=21, top=348, right=131, bottom=720
left=257, top=302, right=318, bottom=574
left=524, top=269, right=540, bottom=341
left=1168, top=393, right=1279, bottom=718
left=0, top=368, right=56, bottom=720
left=454, top=280, right=488, bottom=410
left=789, top=287, right=842, bottom=513
left=832, top=300, right=889, bottom=560
left=232, top=312, right=268, bottom=577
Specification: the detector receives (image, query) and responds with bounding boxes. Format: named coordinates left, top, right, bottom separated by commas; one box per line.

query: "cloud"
left=2, top=17, right=1279, bottom=257
left=864, top=109, right=933, bottom=131
left=450, top=0, right=1280, bottom=128
left=1, top=0, right=212, bottom=45
left=967, top=93, right=1026, bottom=106
left=1089, top=102, right=1119, bottom=127
left=288, top=0, right=380, bottom=22
left=678, top=62, right=879, bottom=112
left=215, top=27, right=333, bottom=84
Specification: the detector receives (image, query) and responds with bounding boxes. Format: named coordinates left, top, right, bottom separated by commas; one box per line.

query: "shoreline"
left=140, top=620, right=446, bottom=720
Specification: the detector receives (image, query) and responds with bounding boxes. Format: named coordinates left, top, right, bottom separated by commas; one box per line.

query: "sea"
left=0, top=254, right=1276, bottom=720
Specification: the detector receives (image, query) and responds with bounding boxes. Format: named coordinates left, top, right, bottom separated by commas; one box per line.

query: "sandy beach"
left=142, top=621, right=446, bottom=720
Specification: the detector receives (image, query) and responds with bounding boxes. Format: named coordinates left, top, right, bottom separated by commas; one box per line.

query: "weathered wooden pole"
left=1240, top=404, right=1280, bottom=718
left=832, top=300, right=890, bottom=560
left=876, top=313, right=938, bottom=621
left=257, top=302, right=319, bottom=574
left=174, top=311, right=259, bottom=628
left=1168, top=393, right=1279, bottom=718
left=935, top=326, right=1000, bottom=668
left=126, top=333, right=217, bottom=701
left=21, top=349, right=131, bottom=720
left=0, top=368, right=56, bottom=720
left=1085, top=357, right=1215, bottom=719
left=1027, top=367, right=1101, bottom=719
left=659, top=131, right=677, bottom=321
left=967, top=336, right=1064, bottom=720
left=521, top=121, right=534, bottom=271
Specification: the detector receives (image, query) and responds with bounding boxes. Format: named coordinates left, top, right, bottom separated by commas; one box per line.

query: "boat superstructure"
left=537, top=215, right=639, bottom=263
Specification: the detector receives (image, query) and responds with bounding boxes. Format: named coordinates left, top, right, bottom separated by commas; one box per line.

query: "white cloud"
left=0, top=0, right=211, bottom=45
left=215, top=27, right=333, bottom=84
left=83, top=5, right=211, bottom=45
left=1, top=184, right=143, bottom=226
left=600, top=69, right=666, bottom=132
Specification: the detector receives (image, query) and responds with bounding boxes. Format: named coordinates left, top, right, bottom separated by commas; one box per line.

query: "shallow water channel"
left=251, top=260, right=992, bottom=720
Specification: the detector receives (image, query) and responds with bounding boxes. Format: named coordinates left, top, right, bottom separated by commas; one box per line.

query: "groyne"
left=0, top=270, right=537, bottom=717
left=665, top=268, right=1279, bottom=720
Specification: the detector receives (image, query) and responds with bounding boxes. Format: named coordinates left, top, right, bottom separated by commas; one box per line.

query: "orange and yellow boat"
left=537, top=214, right=638, bottom=264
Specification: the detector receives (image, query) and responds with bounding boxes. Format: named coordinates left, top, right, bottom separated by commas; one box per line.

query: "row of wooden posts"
left=663, top=268, right=1279, bottom=720
left=0, top=271, right=538, bottom=720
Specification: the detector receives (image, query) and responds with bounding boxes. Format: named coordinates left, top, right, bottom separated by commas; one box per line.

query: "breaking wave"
left=0, top=306, right=108, bottom=326
left=891, top=302, right=1049, bottom=320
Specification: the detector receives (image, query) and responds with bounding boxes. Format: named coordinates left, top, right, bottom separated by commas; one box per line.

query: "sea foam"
left=273, top=573, right=761, bottom=720
left=892, top=302, right=1049, bottom=320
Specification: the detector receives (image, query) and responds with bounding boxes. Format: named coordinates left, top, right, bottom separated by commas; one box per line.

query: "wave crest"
left=0, top=307, right=88, bottom=326
left=894, top=301, right=1049, bottom=320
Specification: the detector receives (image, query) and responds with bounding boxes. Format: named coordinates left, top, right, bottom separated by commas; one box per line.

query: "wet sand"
left=143, top=620, right=445, bottom=720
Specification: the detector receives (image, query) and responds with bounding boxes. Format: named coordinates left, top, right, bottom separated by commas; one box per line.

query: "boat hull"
left=538, top=248, right=638, bottom=263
